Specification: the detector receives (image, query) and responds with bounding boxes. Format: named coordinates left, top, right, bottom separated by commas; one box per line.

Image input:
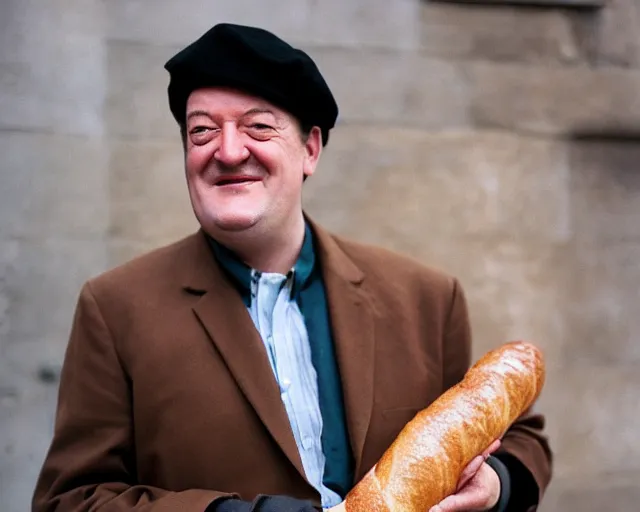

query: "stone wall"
left=1, top=0, right=639, bottom=510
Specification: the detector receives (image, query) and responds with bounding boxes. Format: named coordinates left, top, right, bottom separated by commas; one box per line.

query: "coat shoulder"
left=330, top=234, right=462, bottom=298
left=86, top=233, right=202, bottom=296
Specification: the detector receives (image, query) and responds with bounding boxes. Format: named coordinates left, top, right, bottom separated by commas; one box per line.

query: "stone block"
left=458, top=238, right=570, bottom=368
left=579, top=0, right=640, bottom=68
left=107, top=139, right=199, bottom=244
left=0, top=375, right=58, bottom=512
left=306, top=126, right=571, bottom=245
left=568, top=140, right=640, bottom=244
left=0, top=328, right=59, bottom=512
left=561, top=240, right=640, bottom=366
left=0, top=234, right=101, bottom=512
left=104, top=0, right=422, bottom=50
left=105, top=40, right=179, bottom=140
left=540, top=471, right=640, bottom=512
left=552, top=141, right=640, bottom=367
left=469, top=62, right=640, bottom=136
left=304, top=125, right=414, bottom=236
left=0, top=238, right=18, bottom=341
left=0, top=0, right=104, bottom=43
left=307, top=48, right=470, bottom=129
left=107, top=238, right=168, bottom=269
left=0, top=1, right=105, bottom=136
left=418, top=2, right=581, bottom=64
left=535, top=363, right=640, bottom=480
left=104, top=0, right=309, bottom=46
left=2, top=236, right=108, bottom=346
left=305, top=0, right=420, bottom=50
left=0, top=132, right=110, bottom=237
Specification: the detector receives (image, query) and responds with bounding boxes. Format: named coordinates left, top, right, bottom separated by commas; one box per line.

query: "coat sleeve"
left=32, top=282, right=233, bottom=512
left=441, top=278, right=553, bottom=511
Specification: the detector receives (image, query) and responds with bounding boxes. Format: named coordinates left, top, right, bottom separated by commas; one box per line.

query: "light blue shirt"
left=248, top=269, right=342, bottom=508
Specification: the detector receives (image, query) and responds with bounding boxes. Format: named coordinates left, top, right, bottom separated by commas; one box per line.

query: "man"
left=32, top=23, right=552, bottom=512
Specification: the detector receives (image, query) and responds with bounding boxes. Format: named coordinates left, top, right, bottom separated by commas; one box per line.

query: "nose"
left=214, top=122, right=250, bottom=167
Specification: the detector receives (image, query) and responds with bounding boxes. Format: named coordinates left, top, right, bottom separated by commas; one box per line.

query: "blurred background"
left=1, top=0, right=639, bottom=510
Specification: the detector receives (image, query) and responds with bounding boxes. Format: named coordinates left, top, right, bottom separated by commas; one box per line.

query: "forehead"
left=186, top=87, right=288, bottom=119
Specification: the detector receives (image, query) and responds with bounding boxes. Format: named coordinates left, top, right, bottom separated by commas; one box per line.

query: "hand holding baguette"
left=337, top=341, right=546, bottom=512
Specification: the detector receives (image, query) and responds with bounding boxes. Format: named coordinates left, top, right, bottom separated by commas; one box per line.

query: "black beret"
left=164, top=23, right=338, bottom=146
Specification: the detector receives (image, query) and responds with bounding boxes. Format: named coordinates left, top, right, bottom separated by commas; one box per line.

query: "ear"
left=302, top=126, right=323, bottom=178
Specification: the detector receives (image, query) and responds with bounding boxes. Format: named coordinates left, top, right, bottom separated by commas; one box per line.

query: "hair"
left=298, top=123, right=313, bottom=144
left=179, top=123, right=188, bottom=153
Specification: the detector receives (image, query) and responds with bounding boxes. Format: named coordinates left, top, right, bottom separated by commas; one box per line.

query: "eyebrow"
left=185, top=107, right=277, bottom=122
left=242, top=108, right=277, bottom=118
left=185, top=110, right=212, bottom=122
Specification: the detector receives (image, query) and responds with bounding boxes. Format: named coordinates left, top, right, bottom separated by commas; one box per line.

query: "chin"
left=204, top=210, right=262, bottom=233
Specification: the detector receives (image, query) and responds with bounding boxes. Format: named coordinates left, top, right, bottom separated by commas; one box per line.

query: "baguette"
left=344, top=340, right=546, bottom=512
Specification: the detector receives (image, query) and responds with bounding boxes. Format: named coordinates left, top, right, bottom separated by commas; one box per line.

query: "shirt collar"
left=207, top=223, right=316, bottom=306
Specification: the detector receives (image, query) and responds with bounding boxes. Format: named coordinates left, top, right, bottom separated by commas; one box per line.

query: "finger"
left=432, top=494, right=466, bottom=512
left=481, top=439, right=501, bottom=459
left=432, top=487, right=486, bottom=512
left=456, top=440, right=501, bottom=492
left=456, top=455, right=484, bottom=491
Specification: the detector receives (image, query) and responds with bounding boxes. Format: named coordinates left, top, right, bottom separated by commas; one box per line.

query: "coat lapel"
left=310, top=222, right=376, bottom=480
left=178, top=224, right=378, bottom=484
left=180, top=231, right=306, bottom=481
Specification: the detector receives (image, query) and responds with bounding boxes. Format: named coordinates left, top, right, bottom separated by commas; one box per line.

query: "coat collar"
left=180, top=217, right=364, bottom=293
left=204, top=222, right=318, bottom=306
left=180, top=216, right=375, bottom=483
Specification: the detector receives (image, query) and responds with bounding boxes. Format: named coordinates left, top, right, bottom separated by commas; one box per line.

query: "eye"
left=188, top=125, right=218, bottom=146
left=245, top=122, right=275, bottom=141
left=190, top=126, right=212, bottom=134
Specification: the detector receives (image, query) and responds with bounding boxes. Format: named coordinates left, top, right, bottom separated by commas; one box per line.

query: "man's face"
left=184, top=87, right=322, bottom=238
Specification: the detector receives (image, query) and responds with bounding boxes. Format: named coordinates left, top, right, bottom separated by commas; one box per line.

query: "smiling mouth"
left=215, top=177, right=262, bottom=186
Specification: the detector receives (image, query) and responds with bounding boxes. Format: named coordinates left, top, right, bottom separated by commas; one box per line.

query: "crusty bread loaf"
left=344, top=341, right=545, bottom=512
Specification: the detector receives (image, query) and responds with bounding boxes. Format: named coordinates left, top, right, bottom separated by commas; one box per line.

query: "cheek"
left=247, top=144, right=277, bottom=171
left=251, top=146, right=303, bottom=183
left=185, top=146, right=214, bottom=175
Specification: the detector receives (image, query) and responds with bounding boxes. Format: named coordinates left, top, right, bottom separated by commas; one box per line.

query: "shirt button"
left=281, top=377, right=291, bottom=392
left=302, top=436, right=313, bottom=450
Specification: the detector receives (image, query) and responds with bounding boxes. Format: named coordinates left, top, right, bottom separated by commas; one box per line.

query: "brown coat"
left=33, top=221, right=552, bottom=511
